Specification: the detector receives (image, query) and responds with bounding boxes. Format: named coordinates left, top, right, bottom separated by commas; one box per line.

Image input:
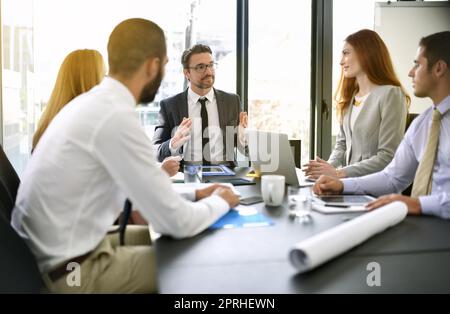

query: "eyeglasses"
left=187, top=62, right=217, bottom=73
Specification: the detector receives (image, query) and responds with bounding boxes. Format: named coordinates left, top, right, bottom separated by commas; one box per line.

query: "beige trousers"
left=43, top=225, right=157, bottom=293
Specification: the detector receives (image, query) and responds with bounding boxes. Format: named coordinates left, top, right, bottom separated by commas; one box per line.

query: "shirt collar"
left=188, top=87, right=215, bottom=105
left=100, top=76, right=136, bottom=109
left=434, top=94, right=450, bottom=117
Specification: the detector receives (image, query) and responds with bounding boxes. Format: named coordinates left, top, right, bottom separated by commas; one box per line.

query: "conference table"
left=155, top=170, right=450, bottom=293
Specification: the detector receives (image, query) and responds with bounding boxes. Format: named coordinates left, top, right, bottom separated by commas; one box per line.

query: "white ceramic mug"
left=261, top=175, right=285, bottom=206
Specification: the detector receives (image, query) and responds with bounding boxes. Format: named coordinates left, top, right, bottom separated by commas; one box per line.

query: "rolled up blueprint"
left=289, top=201, right=407, bottom=273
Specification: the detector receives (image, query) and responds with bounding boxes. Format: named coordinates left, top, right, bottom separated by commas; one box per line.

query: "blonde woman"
left=33, top=49, right=105, bottom=150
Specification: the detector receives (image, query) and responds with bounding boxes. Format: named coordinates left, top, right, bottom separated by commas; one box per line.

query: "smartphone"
left=239, top=195, right=263, bottom=205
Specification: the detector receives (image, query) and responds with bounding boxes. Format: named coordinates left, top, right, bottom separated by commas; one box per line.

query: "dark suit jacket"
left=153, top=88, right=242, bottom=163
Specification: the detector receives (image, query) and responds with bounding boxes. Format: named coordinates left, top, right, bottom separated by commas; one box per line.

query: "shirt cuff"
left=181, top=190, right=196, bottom=202
left=201, top=194, right=230, bottom=214
left=341, top=165, right=357, bottom=177
left=238, top=126, right=248, bottom=147
left=342, top=178, right=359, bottom=194
left=169, top=138, right=182, bottom=156
left=172, top=185, right=196, bottom=201
left=419, top=194, right=441, bottom=217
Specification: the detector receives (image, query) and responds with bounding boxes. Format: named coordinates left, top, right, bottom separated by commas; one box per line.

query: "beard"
left=139, top=67, right=164, bottom=104
left=193, top=74, right=215, bottom=90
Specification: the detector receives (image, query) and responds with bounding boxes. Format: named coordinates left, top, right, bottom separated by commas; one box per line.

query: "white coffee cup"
left=261, top=175, right=285, bottom=207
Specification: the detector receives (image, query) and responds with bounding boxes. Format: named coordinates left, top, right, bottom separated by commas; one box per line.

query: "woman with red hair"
left=304, top=29, right=410, bottom=179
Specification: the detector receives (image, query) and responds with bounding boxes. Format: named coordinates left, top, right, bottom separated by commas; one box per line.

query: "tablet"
left=201, top=165, right=235, bottom=176
left=202, top=166, right=224, bottom=173
left=314, top=195, right=375, bottom=206
left=312, top=203, right=369, bottom=214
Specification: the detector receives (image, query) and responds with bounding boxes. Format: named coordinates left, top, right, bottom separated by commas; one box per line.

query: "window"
left=248, top=0, right=312, bottom=163
left=1, top=0, right=236, bottom=175
left=331, top=0, right=380, bottom=150
left=1, top=0, right=34, bottom=175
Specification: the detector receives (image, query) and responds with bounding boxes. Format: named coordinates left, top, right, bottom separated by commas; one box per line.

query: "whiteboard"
left=374, top=2, right=450, bottom=113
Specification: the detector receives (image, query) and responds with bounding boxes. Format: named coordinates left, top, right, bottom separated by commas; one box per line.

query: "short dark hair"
left=108, top=18, right=166, bottom=78
left=181, top=44, right=212, bottom=69
left=419, top=31, right=450, bottom=70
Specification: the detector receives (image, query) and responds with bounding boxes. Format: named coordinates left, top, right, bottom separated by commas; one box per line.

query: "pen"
left=324, top=204, right=350, bottom=208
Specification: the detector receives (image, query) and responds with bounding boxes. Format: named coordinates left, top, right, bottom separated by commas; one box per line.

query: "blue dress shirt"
left=343, top=94, right=450, bottom=219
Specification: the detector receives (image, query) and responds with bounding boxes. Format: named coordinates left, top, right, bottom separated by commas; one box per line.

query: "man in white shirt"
left=153, top=44, right=248, bottom=165
left=11, top=18, right=239, bottom=293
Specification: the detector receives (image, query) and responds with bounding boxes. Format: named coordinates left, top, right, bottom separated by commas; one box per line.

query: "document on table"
left=210, top=205, right=273, bottom=229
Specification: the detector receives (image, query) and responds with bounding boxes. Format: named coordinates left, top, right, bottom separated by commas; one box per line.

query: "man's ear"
left=146, top=57, right=160, bottom=80
left=183, top=68, right=190, bottom=81
left=434, top=60, right=448, bottom=78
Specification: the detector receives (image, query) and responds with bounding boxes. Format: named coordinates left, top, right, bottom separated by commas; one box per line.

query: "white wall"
left=375, top=2, right=450, bottom=113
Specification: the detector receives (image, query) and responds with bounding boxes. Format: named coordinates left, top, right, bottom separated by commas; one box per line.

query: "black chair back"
left=0, top=210, right=44, bottom=293
left=402, top=113, right=419, bottom=196
left=0, top=145, right=44, bottom=292
left=405, top=113, right=419, bottom=133
left=0, top=145, right=20, bottom=221
left=289, top=139, right=301, bottom=168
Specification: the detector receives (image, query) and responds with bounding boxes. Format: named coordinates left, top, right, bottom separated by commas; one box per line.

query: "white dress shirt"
left=11, top=77, right=229, bottom=272
left=170, top=87, right=224, bottom=163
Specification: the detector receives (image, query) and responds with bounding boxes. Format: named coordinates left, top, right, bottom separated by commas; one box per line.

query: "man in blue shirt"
left=313, top=31, right=450, bottom=219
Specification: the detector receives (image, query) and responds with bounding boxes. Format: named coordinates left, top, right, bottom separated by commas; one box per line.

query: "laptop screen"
left=246, top=130, right=299, bottom=186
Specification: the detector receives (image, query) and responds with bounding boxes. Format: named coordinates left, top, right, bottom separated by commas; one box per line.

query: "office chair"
left=402, top=113, right=419, bottom=196
left=405, top=113, right=419, bottom=133
left=0, top=145, right=20, bottom=221
left=0, top=213, right=44, bottom=293
left=0, top=145, right=44, bottom=293
left=289, top=139, right=302, bottom=168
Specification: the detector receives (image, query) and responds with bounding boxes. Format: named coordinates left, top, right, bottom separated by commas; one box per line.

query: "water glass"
left=184, top=164, right=202, bottom=183
left=288, top=186, right=313, bottom=223
left=287, top=186, right=301, bottom=209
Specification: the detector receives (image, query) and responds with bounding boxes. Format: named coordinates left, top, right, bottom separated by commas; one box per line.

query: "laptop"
left=247, top=130, right=302, bottom=186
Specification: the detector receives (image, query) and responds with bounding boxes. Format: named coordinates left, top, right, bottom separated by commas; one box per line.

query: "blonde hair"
left=32, top=49, right=105, bottom=149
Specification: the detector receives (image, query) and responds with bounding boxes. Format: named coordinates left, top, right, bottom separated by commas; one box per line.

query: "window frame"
left=0, top=0, right=331, bottom=165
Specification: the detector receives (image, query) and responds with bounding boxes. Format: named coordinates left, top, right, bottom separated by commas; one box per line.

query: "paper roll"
left=289, top=201, right=408, bottom=273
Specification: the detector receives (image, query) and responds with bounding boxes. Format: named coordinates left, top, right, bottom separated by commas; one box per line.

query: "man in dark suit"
left=153, top=44, right=248, bottom=165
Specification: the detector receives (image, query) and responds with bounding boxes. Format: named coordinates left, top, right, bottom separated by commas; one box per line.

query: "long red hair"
left=334, top=29, right=410, bottom=123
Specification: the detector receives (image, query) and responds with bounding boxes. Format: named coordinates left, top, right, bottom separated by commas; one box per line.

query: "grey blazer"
left=328, top=85, right=407, bottom=177
left=152, top=88, right=242, bottom=162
